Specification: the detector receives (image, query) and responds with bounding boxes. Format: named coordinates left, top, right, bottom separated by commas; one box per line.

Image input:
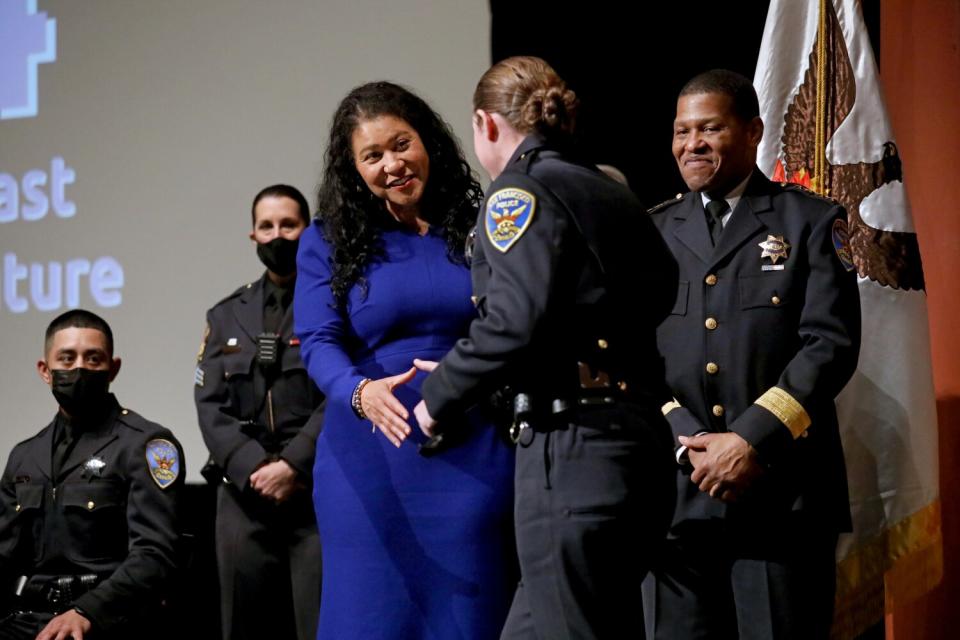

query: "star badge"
left=758, top=235, right=791, bottom=264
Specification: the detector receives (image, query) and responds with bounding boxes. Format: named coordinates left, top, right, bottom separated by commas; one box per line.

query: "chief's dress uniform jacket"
left=422, top=133, right=679, bottom=640
left=195, top=274, right=324, bottom=640
left=0, top=396, right=183, bottom=639
left=643, top=170, right=861, bottom=639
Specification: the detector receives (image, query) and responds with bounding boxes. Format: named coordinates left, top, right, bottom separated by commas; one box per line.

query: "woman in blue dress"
left=293, top=81, right=516, bottom=640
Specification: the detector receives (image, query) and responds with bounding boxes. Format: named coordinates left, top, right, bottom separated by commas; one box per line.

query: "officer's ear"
left=37, top=359, right=52, bottom=386
left=474, top=109, right=498, bottom=142
left=747, top=116, right=764, bottom=148
left=108, top=357, right=122, bottom=383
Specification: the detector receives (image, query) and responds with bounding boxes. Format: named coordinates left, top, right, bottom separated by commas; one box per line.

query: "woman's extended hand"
left=361, top=367, right=417, bottom=447
left=413, top=358, right=438, bottom=373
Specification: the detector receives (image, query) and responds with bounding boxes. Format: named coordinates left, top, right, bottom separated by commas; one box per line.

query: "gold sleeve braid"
left=754, top=387, right=811, bottom=438
left=661, top=399, right=681, bottom=416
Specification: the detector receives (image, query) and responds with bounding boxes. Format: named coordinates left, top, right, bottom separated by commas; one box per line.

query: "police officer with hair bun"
left=194, top=184, right=324, bottom=640
left=414, top=56, right=679, bottom=639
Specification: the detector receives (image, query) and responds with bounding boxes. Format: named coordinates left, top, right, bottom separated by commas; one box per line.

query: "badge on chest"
left=759, top=234, right=791, bottom=271
left=82, top=456, right=107, bottom=479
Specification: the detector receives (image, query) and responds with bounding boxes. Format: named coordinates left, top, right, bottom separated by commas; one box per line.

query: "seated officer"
left=0, top=309, right=184, bottom=640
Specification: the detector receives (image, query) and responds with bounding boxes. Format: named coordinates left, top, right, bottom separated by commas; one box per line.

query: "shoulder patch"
left=146, top=438, right=180, bottom=489
left=485, top=188, right=536, bottom=253
left=647, top=192, right=685, bottom=215
left=831, top=218, right=856, bottom=272
left=196, top=323, right=210, bottom=363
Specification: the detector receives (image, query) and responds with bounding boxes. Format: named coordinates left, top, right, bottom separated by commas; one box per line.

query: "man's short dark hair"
left=251, top=184, right=311, bottom=226
left=679, top=69, right=760, bottom=122
left=45, top=309, right=114, bottom=356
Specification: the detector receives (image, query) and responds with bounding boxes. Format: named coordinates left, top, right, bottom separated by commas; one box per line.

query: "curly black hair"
left=317, top=81, right=483, bottom=304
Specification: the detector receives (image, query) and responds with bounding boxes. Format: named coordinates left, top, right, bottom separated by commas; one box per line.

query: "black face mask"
left=256, top=237, right=299, bottom=277
left=51, top=368, right=111, bottom=417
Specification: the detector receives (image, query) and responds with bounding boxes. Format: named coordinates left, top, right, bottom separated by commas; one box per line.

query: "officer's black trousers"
left=0, top=612, right=49, bottom=640
left=216, top=483, right=320, bottom=640
left=0, top=611, right=164, bottom=639
left=499, top=403, right=675, bottom=640
left=641, top=519, right=838, bottom=640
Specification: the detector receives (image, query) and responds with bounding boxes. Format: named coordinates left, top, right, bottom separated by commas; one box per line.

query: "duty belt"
left=509, top=362, right=628, bottom=445
left=12, top=574, right=101, bottom=614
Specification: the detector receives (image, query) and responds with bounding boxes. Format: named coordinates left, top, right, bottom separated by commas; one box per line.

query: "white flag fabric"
left=754, top=0, right=941, bottom=636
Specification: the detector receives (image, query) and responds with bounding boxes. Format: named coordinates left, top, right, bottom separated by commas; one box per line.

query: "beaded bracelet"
left=351, top=378, right=372, bottom=420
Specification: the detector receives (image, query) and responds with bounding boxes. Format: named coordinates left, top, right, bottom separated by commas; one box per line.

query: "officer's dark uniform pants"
left=0, top=612, right=51, bottom=640
left=499, top=404, right=675, bottom=640
left=216, top=483, right=320, bottom=640
left=0, top=611, right=165, bottom=640
left=641, top=519, right=839, bottom=640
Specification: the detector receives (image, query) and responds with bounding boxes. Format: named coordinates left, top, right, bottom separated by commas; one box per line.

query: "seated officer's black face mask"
left=257, top=237, right=299, bottom=276
left=52, top=368, right=111, bottom=417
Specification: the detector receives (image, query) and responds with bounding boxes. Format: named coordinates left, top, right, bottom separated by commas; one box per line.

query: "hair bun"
left=522, top=85, right=577, bottom=134
left=474, top=56, right=579, bottom=136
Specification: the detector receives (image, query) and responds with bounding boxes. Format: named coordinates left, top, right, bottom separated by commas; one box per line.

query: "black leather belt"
left=13, top=574, right=101, bottom=615
left=509, top=394, right=622, bottom=444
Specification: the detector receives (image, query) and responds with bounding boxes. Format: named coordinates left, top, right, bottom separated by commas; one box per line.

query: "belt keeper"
left=578, top=396, right=615, bottom=406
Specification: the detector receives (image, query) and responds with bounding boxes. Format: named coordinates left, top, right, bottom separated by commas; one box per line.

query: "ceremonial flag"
left=754, top=1, right=941, bottom=636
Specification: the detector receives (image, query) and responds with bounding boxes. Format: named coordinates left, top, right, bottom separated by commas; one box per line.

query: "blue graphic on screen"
left=1, top=4, right=124, bottom=315
left=0, top=0, right=57, bottom=120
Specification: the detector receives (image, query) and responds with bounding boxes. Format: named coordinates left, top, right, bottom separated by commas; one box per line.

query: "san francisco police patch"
left=485, top=188, right=536, bottom=253
left=146, top=439, right=180, bottom=489
left=832, top=218, right=856, bottom=272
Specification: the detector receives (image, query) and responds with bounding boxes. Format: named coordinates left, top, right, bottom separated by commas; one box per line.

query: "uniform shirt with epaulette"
left=422, top=133, right=679, bottom=418
left=194, top=273, right=325, bottom=487
left=648, top=169, right=861, bottom=529
left=0, top=394, right=183, bottom=633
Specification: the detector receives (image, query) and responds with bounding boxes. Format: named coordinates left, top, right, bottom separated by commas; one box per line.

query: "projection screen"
left=0, top=0, right=491, bottom=478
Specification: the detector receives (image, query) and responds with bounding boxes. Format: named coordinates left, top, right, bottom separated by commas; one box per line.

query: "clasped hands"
left=250, top=458, right=302, bottom=503
left=361, top=359, right=439, bottom=447
left=680, top=431, right=764, bottom=503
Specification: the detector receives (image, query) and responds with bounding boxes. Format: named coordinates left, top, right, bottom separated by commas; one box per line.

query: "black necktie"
left=705, top=199, right=729, bottom=247
left=52, top=420, right=76, bottom=478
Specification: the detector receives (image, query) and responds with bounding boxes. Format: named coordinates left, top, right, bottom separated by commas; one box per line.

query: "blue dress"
left=293, top=221, right=516, bottom=640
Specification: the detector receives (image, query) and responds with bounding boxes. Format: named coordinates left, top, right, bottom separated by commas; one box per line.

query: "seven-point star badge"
left=758, top=235, right=791, bottom=263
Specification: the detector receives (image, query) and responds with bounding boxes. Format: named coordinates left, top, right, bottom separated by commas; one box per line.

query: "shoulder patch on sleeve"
left=485, top=188, right=536, bottom=253
left=831, top=218, right=856, bottom=272
left=146, top=438, right=180, bottom=489
left=647, top=192, right=685, bottom=215
left=196, top=323, right=210, bottom=363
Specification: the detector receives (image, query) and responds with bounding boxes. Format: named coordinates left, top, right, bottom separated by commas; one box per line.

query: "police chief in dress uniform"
left=413, top=57, right=678, bottom=639
left=0, top=309, right=184, bottom=640
left=641, top=70, right=862, bottom=639
left=194, top=185, right=324, bottom=640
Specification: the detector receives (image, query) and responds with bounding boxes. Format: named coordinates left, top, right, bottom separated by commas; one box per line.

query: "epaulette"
left=213, top=282, right=254, bottom=308
left=778, top=181, right=840, bottom=206
left=647, top=192, right=686, bottom=215
left=514, top=147, right=542, bottom=174
left=14, top=430, right=46, bottom=448
left=116, top=407, right=149, bottom=432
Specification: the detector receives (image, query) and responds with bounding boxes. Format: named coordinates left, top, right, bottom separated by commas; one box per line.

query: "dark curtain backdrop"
left=489, top=0, right=880, bottom=208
